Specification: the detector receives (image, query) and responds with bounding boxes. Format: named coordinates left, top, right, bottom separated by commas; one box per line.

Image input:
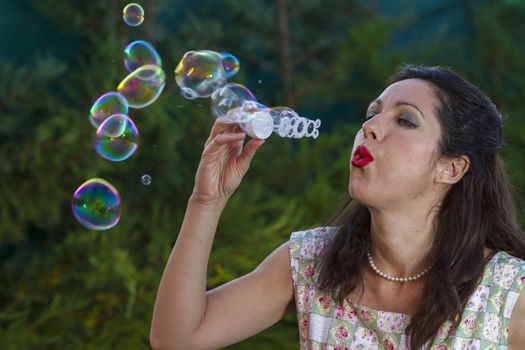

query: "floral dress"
left=289, top=227, right=525, bottom=350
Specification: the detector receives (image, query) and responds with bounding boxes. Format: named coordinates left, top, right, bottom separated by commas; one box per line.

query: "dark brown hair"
left=316, top=65, right=525, bottom=349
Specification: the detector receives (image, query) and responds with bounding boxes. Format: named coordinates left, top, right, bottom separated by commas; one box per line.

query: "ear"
left=436, top=155, right=470, bottom=185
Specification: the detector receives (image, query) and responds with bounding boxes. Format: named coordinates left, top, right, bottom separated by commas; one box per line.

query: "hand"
left=191, top=119, right=265, bottom=206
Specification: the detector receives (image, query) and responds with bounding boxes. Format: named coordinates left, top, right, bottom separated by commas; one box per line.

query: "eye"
left=365, top=110, right=379, bottom=120
left=398, top=116, right=418, bottom=128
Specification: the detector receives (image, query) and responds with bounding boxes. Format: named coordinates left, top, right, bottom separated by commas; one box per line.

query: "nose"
left=362, top=116, right=381, bottom=141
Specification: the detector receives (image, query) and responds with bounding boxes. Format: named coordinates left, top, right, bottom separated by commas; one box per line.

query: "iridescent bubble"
left=117, top=64, right=166, bottom=108
left=72, top=178, right=121, bottom=230
left=141, top=174, right=152, bottom=185
left=174, top=50, right=227, bottom=99
left=210, top=83, right=258, bottom=123
left=95, top=114, right=139, bottom=161
left=89, top=92, right=128, bottom=129
left=220, top=52, right=240, bottom=78
left=124, top=40, right=162, bottom=73
left=123, top=3, right=144, bottom=27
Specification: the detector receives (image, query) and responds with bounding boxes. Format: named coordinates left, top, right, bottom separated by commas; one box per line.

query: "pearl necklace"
left=366, top=250, right=433, bottom=283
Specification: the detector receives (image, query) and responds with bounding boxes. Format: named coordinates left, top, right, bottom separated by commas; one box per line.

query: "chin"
left=348, top=182, right=377, bottom=208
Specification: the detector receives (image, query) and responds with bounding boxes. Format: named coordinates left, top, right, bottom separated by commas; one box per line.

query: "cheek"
left=384, top=148, right=436, bottom=183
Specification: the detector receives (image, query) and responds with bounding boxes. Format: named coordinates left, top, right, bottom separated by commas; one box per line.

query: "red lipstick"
left=352, top=145, right=374, bottom=168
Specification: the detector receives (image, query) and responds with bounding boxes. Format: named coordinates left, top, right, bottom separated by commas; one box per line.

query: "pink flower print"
left=334, top=305, right=344, bottom=319
left=300, top=318, right=308, bottom=329
left=482, top=313, right=501, bottom=343
left=299, top=317, right=309, bottom=337
left=296, top=286, right=314, bottom=313
left=334, top=325, right=349, bottom=342
left=489, top=291, right=503, bottom=310
left=462, top=316, right=478, bottom=335
left=318, top=296, right=331, bottom=310
left=377, top=311, right=405, bottom=333
left=382, top=337, right=395, bottom=350
left=466, top=285, right=488, bottom=312
left=359, top=309, right=373, bottom=324
left=300, top=238, right=326, bottom=259
left=519, top=275, right=525, bottom=287
left=347, top=309, right=358, bottom=324
left=435, top=344, right=449, bottom=350
left=305, top=264, right=315, bottom=278
left=494, top=263, right=518, bottom=288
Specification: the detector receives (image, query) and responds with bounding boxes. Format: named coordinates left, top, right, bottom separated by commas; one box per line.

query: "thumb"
left=238, top=138, right=265, bottom=170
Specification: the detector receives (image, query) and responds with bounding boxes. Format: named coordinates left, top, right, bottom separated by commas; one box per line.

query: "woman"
left=150, top=65, right=525, bottom=349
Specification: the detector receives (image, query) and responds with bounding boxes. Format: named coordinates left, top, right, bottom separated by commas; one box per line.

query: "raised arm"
left=150, top=120, right=295, bottom=350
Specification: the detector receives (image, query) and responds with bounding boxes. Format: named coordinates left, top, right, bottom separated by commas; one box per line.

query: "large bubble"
left=210, top=83, right=258, bottom=123
left=123, top=3, right=144, bottom=27
left=95, top=114, right=139, bottom=161
left=72, top=178, right=121, bottom=230
left=89, top=92, right=129, bottom=129
left=124, top=40, right=162, bottom=73
left=117, top=64, right=166, bottom=108
left=174, top=50, right=240, bottom=99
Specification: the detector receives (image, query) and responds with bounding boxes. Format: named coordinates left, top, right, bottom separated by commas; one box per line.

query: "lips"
left=352, top=145, right=374, bottom=168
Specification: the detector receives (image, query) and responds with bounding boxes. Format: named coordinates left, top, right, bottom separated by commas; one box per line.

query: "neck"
left=367, top=206, right=437, bottom=278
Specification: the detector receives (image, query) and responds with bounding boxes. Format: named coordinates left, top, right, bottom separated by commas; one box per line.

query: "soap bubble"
left=72, top=178, right=121, bottom=230
left=123, top=3, right=144, bottom=27
left=124, top=40, right=162, bottom=73
left=89, top=92, right=128, bottom=129
left=95, top=114, right=139, bottom=161
left=220, top=52, right=240, bottom=78
left=141, top=174, right=152, bottom=185
left=174, top=50, right=234, bottom=99
left=210, top=83, right=258, bottom=123
left=117, top=64, right=166, bottom=108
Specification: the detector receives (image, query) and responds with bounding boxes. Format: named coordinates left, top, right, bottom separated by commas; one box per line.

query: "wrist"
left=188, top=194, right=228, bottom=213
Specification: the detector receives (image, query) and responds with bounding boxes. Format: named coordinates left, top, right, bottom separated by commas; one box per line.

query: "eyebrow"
left=368, top=98, right=425, bottom=119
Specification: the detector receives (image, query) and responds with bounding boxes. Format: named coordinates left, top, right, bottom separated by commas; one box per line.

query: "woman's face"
left=349, top=78, right=445, bottom=210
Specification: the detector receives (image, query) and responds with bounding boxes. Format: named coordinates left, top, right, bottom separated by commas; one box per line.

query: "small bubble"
left=258, top=80, right=262, bottom=84
left=141, top=174, right=152, bottom=185
left=123, top=3, right=144, bottom=27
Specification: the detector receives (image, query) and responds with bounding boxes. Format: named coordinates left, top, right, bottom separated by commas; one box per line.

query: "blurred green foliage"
left=1, top=0, right=525, bottom=349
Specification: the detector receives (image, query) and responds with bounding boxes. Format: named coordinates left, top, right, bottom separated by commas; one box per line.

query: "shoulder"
left=289, top=226, right=338, bottom=261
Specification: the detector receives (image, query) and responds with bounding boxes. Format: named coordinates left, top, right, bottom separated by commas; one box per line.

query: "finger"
left=203, top=132, right=246, bottom=155
left=231, top=124, right=244, bottom=133
left=205, top=119, right=238, bottom=146
left=237, top=138, right=265, bottom=169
